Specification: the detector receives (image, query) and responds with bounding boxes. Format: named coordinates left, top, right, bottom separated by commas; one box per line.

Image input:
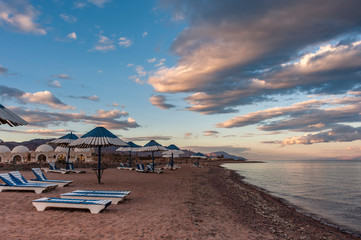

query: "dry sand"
left=0, top=162, right=359, bottom=240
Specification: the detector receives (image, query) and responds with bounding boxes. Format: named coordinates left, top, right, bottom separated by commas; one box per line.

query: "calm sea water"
left=222, top=160, right=361, bottom=235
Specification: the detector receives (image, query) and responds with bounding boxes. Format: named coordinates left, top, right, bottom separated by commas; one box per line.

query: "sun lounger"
left=0, top=173, right=55, bottom=194
left=146, top=164, right=164, bottom=174
left=30, top=168, right=73, bottom=187
left=63, top=162, right=86, bottom=174
left=72, top=190, right=131, bottom=196
left=136, top=163, right=148, bottom=173
left=61, top=192, right=127, bottom=204
left=117, top=163, right=134, bottom=171
left=9, top=171, right=58, bottom=188
left=43, top=162, right=71, bottom=174
left=32, top=197, right=111, bottom=214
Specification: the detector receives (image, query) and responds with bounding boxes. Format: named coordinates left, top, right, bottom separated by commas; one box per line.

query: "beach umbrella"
left=69, top=126, right=127, bottom=183
left=0, top=104, right=28, bottom=127
left=191, top=152, right=207, bottom=166
left=116, top=141, right=141, bottom=167
left=49, top=132, right=78, bottom=167
left=163, top=144, right=184, bottom=168
left=138, top=140, right=167, bottom=172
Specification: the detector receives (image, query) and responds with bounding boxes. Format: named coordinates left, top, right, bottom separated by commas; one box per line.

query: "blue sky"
left=1, top=0, right=361, bottom=160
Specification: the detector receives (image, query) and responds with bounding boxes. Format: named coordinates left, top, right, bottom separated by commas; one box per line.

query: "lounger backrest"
left=32, top=168, right=47, bottom=181
left=49, top=161, right=57, bottom=170
left=67, top=163, right=75, bottom=170
left=146, top=164, right=153, bottom=171
left=0, top=173, right=18, bottom=186
left=137, top=163, right=144, bottom=170
left=9, top=171, right=29, bottom=184
left=119, top=163, right=125, bottom=168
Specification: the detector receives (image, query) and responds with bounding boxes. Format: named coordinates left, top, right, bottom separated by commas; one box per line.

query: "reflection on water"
left=223, top=160, right=361, bottom=234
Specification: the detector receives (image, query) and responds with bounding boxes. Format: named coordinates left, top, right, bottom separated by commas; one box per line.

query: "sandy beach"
left=0, top=162, right=360, bottom=240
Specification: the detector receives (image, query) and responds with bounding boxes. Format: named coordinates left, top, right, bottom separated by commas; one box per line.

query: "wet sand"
left=0, top=163, right=359, bottom=239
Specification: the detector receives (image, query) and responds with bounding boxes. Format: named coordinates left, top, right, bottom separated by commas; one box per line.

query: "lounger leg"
left=34, top=189, right=45, bottom=194
left=89, top=206, right=102, bottom=214
left=33, top=204, right=47, bottom=211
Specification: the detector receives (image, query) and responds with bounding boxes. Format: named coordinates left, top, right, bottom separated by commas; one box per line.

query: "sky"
left=1, top=0, right=361, bottom=160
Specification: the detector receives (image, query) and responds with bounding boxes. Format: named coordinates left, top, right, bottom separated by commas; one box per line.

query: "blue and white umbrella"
left=69, top=127, right=127, bottom=183
left=0, top=104, right=28, bottom=127
left=138, top=140, right=167, bottom=172
left=49, top=132, right=78, bottom=166
left=116, top=141, right=141, bottom=167
left=163, top=144, right=184, bottom=168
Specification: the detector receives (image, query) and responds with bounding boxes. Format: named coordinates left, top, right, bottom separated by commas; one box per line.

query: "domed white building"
left=0, top=146, right=11, bottom=163
left=35, top=144, right=54, bottom=162
left=11, top=145, right=30, bottom=163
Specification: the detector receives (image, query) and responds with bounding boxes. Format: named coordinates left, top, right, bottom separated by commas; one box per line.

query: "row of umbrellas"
left=0, top=104, right=207, bottom=184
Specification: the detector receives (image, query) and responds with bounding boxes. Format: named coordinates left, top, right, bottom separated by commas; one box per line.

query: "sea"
left=222, top=160, right=361, bottom=236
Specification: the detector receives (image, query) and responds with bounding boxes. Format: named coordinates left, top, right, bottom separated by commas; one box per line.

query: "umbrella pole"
left=171, top=153, right=174, bottom=169
left=98, top=146, right=101, bottom=184
left=129, top=151, right=132, bottom=167
left=152, top=151, right=155, bottom=172
left=66, top=147, right=71, bottom=169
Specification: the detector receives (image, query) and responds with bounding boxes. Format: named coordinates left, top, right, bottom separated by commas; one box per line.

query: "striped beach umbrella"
left=49, top=132, right=78, bottom=166
left=138, top=140, right=167, bottom=172
left=69, top=127, right=127, bottom=183
left=116, top=141, right=141, bottom=167
left=0, top=104, right=28, bottom=127
left=163, top=144, right=184, bottom=168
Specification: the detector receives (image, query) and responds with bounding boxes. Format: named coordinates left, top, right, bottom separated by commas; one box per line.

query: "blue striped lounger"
left=30, top=168, right=73, bottom=187
left=61, top=190, right=131, bottom=204
left=0, top=173, right=56, bottom=194
left=32, top=197, right=111, bottom=214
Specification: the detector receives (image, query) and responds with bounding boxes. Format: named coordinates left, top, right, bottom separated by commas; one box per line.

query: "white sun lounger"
left=32, top=197, right=111, bottom=214
left=0, top=173, right=55, bottom=194
left=73, top=190, right=131, bottom=196
left=61, top=192, right=126, bottom=204
left=43, top=162, right=71, bottom=174
left=136, top=163, right=148, bottom=173
left=117, top=163, right=134, bottom=171
left=29, top=168, right=73, bottom=187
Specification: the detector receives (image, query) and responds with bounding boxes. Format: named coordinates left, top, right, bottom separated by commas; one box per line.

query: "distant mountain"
left=206, top=151, right=247, bottom=160
left=1, top=138, right=55, bottom=151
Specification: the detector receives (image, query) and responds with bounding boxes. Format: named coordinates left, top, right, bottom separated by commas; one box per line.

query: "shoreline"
left=0, top=162, right=360, bottom=239
left=207, top=160, right=361, bottom=239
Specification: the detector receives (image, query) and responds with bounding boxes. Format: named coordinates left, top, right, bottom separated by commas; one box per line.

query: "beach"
left=0, top=162, right=359, bottom=240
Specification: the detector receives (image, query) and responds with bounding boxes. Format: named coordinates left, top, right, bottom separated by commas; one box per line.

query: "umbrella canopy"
left=69, top=127, right=127, bottom=183
left=0, top=104, right=28, bottom=127
left=191, top=152, right=207, bottom=158
left=49, top=132, right=78, bottom=148
left=49, top=132, right=78, bottom=166
left=163, top=144, right=184, bottom=168
left=116, top=141, right=141, bottom=167
left=138, top=140, right=167, bottom=172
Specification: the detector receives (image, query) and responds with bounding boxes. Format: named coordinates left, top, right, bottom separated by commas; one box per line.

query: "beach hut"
left=69, top=127, right=127, bottom=183
left=116, top=141, right=140, bottom=167
left=163, top=144, right=184, bottom=169
left=0, top=104, right=28, bottom=127
left=49, top=132, right=78, bottom=167
left=138, top=140, right=167, bottom=172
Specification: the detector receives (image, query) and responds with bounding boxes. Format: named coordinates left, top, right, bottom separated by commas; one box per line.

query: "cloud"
left=118, top=37, right=132, bottom=48
left=154, top=58, right=166, bottom=67
left=185, top=145, right=250, bottom=155
left=203, top=130, right=219, bottom=137
left=217, top=93, right=361, bottom=132
left=126, top=63, right=134, bottom=67
left=281, top=124, right=361, bottom=145
left=69, top=95, right=100, bottom=101
left=148, top=0, right=361, bottom=114
left=147, top=58, right=156, bottom=63
left=0, top=85, right=73, bottom=110
left=67, top=32, right=77, bottom=40
left=184, top=132, right=192, bottom=139
left=0, top=128, right=74, bottom=137
left=92, top=35, right=115, bottom=51
left=60, top=13, right=77, bottom=23
left=9, top=107, right=140, bottom=130
left=142, top=32, right=148, bottom=37
left=0, top=0, right=46, bottom=35
left=149, top=95, right=175, bottom=109
left=0, top=65, right=8, bottom=75
left=51, top=74, right=72, bottom=80
left=124, top=136, right=172, bottom=142
left=48, top=80, right=62, bottom=88
left=87, top=0, right=111, bottom=8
